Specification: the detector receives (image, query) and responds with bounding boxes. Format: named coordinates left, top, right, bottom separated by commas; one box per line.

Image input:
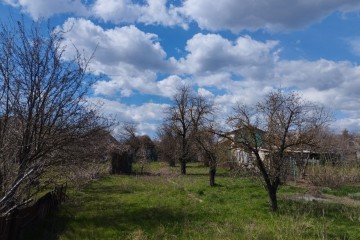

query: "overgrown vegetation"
left=23, top=163, right=360, bottom=240
left=307, top=165, right=360, bottom=188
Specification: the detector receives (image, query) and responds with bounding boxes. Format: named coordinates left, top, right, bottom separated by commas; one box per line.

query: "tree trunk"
left=181, top=158, right=186, bottom=175
left=180, top=137, right=187, bottom=175
left=203, top=158, right=210, bottom=167
left=169, top=159, right=176, bottom=167
left=209, top=167, right=216, bottom=186
left=268, top=187, right=278, bottom=212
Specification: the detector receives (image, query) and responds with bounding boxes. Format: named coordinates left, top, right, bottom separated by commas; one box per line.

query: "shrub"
left=307, top=165, right=360, bottom=188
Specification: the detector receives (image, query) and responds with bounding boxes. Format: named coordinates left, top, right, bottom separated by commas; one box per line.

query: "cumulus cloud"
left=1, top=0, right=88, bottom=19
left=156, top=75, right=186, bottom=97
left=180, top=0, right=360, bottom=32
left=73, top=26, right=359, bottom=131
left=197, top=88, right=214, bottom=98
left=92, top=0, right=186, bottom=28
left=4, top=0, right=360, bottom=32
left=56, top=20, right=360, bottom=131
left=272, top=59, right=360, bottom=126
left=1, top=0, right=186, bottom=28
left=347, top=37, right=360, bottom=56
left=333, top=118, right=360, bottom=132
left=58, top=18, right=182, bottom=97
left=275, top=59, right=360, bottom=96
left=137, top=0, right=187, bottom=28
left=174, top=33, right=360, bottom=131
left=178, top=33, right=279, bottom=77
left=88, top=97, right=168, bottom=136
left=92, top=0, right=140, bottom=23
left=60, top=18, right=171, bottom=71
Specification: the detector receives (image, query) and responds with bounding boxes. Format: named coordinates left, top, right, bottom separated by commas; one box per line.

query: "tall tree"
left=165, top=86, right=213, bottom=174
left=190, top=95, right=218, bottom=186
left=225, top=91, right=329, bottom=211
left=0, top=20, right=109, bottom=215
left=166, top=86, right=192, bottom=175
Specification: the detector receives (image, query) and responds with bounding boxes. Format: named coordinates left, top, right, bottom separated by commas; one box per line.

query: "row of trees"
left=158, top=87, right=330, bottom=211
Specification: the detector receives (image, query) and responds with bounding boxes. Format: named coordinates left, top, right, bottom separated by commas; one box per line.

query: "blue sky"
left=1, top=0, right=359, bottom=135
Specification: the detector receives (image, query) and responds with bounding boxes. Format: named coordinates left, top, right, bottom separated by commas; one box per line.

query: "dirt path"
left=286, top=193, right=360, bottom=207
left=323, top=194, right=360, bottom=207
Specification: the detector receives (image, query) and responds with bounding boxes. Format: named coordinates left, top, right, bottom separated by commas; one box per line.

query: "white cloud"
left=347, top=37, right=360, bottom=56
left=275, top=60, right=360, bottom=110
left=2, top=1, right=359, bottom=133
left=174, top=33, right=360, bottom=131
left=92, top=0, right=140, bottom=23
left=138, top=0, right=187, bottom=28
left=58, top=18, right=181, bottom=97
left=60, top=18, right=170, bottom=71
left=88, top=97, right=168, bottom=136
left=197, top=88, right=214, bottom=98
left=178, top=33, right=278, bottom=76
left=1, top=0, right=186, bottom=28
left=180, top=0, right=360, bottom=32
left=4, top=0, right=360, bottom=32
left=275, top=59, right=360, bottom=92
left=333, top=118, right=360, bottom=132
left=92, top=0, right=186, bottom=27
left=1, top=0, right=88, bottom=19
left=61, top=24, right=358, bottom=132
left=156, top=75, right=186, bottom=97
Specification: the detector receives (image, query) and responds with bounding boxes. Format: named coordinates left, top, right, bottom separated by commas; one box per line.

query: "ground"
left=23, top=163, right=360, bottom=240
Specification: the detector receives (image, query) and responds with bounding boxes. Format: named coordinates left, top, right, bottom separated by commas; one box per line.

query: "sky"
left=0, top=0, right=360, bottom=136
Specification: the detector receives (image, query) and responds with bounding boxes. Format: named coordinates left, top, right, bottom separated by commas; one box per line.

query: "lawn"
left=23, top=163, right=360, bottom=240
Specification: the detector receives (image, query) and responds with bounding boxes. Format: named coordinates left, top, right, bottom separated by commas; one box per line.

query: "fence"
left=0, top=184, right=67, bottom=240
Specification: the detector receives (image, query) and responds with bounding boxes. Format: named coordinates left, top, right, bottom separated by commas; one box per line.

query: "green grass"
left=321, top=185, right=360, bottom=198
left=23, top=163, right=360, bottom=240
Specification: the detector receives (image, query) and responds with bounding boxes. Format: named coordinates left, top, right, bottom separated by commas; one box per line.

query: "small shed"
left=110, top=147, right=134, bottom=174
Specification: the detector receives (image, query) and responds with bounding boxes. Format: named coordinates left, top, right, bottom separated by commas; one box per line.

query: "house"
left=224, top=127, right=323, bottom=167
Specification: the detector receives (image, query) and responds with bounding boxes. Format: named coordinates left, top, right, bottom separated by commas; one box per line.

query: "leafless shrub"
left=307, top=165, right=360, bottom=188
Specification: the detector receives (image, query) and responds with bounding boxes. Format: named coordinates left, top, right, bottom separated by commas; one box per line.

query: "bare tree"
left=225, top=91, right=329, bottom=211
left=118, top=122, right=138, bottom=141
left=190, top=95, right=218, bottom=186
left=0, top=20, right=109, bottom=215
left=157, top=123, right=179, bottom=167
left=117, top=122, right=140, bottom=151
left=194, top=130, right=220, bottom=186
left=165, top=86, right=193, bottom=174
left=165, top=86, right=214, bottom=175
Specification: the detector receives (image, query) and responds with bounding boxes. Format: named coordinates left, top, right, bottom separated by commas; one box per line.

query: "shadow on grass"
left=185, top=173, right=229, bottom=177
left=186, top=164, right=207, bottom=168
left=20, top=211, right=70, bottom=240
left=21, top=201, right=204, bottom=239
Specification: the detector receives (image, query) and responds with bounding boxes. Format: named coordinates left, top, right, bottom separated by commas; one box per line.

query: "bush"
left=307, top=165, right=360, bottom=188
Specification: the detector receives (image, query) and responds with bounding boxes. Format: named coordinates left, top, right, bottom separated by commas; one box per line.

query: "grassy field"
left=23, top=163, right=360, bottom=240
